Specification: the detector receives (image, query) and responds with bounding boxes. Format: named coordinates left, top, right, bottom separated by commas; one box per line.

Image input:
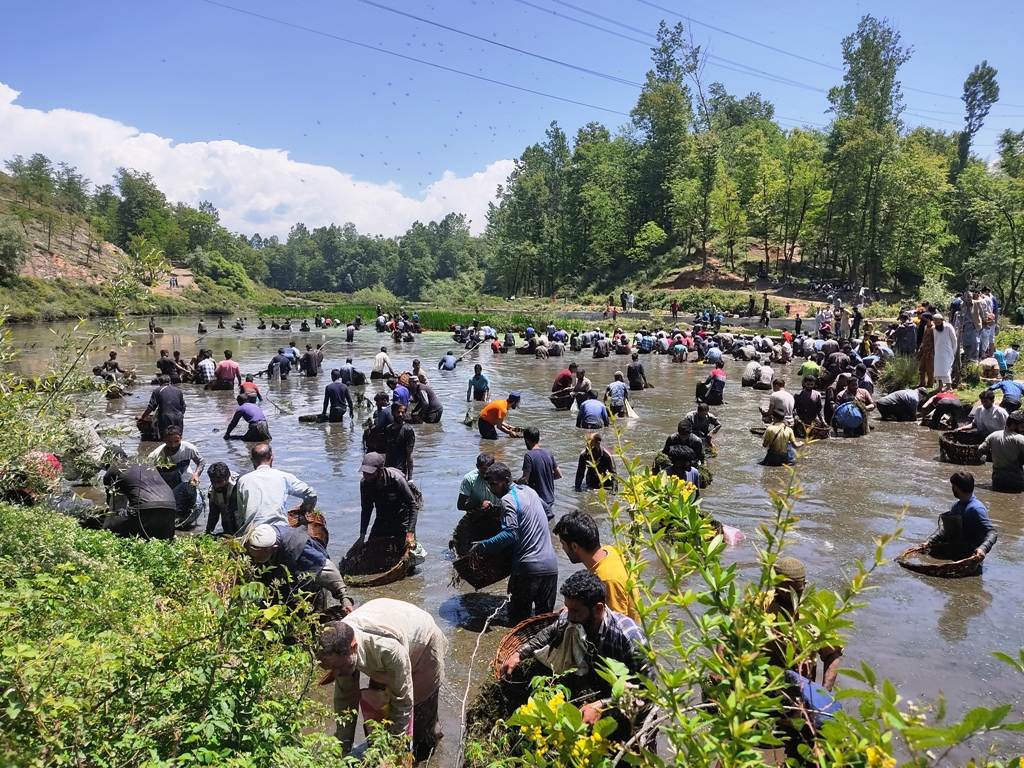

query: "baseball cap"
left=360, top=452, right=386, bottom=474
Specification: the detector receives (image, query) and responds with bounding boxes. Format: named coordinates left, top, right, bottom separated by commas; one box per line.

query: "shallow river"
left=9, top=318, right=1024, bottom=760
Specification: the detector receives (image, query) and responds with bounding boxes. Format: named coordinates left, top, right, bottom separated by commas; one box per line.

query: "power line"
left=196, top=0, right=630, bottom=116
left=511, top=0, right=651, bottom=46
left=631, top=0, right=842, bottom=72
left=354, top=0, right=643, bottom=88
left=542, top=0, right=832, bottom=95
left=630, top=0, right=1024, bottom=108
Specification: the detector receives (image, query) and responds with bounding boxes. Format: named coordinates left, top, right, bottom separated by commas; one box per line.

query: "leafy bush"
left=0, top=503, right=347, bottom=766
left=487, top=457, right=1024, bottom=766
left=0, top=224, right=27, bottom=281
left=876, top=354, right=920, bottom=393
left=916, top=273, right=953, bottom=310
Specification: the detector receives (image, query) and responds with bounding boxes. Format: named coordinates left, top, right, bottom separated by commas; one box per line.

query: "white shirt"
left=235, top=464, right=317, bottom=534
left=758, top=365, right=775, bottom=386
left=373, top=352, right=390, bottom=374
left=769, top=389, right=796, bottom=426
left=970, top=404, right=1008, bottom=437
left=1005, top=348, right=1020, bottom=366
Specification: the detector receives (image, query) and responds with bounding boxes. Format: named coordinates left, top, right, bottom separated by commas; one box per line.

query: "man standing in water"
left=139, top=374, right=186, bottom=438
left=472, top=462, right=559, bottom=623
left=371, top=346, right=396, bottom=380
left=918, top=472, right=997, bottom=562
left=358, top=452, right=419, bottom=546
left=235, top=443, right=317, bottom=536
left=477, top=392, right=521, bottom=439
left=466, top=363, right=490, bottom=402
left=518, top=427, right=561, bottom=520
left=321, top=369, right=355, bottom=423
left=224, top=396, right=272, bottom=442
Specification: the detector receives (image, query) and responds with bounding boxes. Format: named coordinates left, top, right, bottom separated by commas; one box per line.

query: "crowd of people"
left=87, top=294, right=1022, bottom=762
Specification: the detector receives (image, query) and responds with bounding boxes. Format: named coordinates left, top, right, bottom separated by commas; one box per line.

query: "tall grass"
left=876, top=353, right=919, bottom=393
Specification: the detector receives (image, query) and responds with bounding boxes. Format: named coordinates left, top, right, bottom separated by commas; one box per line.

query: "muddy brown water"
left=9, top=318, right=1024, bottom=760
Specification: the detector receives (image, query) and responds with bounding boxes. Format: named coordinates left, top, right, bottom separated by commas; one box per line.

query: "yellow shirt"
left=593, top=545, right=639, bottom=622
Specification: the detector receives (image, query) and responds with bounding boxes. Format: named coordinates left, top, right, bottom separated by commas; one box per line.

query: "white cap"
left=246, top=524, right=277, bottom=549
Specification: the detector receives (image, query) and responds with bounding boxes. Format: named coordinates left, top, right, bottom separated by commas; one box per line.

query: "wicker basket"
left=493, top=612, right=559, bottom=679
left=298, top=414, right=329, bottom=423
left=288, top=507, right=329, bottom=547
left=136, top=415, right=161, bottom=441
left=339, top=537, right=412, bottom=587
left=938, top=431, right=985, bottom=465
left=794, top=419, right=830, bottom=440
left=450, top=508, right=514, bottom=590
left=896, top=546, right=981, bottom=578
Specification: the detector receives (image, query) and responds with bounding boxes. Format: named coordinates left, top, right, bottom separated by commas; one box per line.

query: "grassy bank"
left=0, top=276, right=286, bottom=322
left=0, top=501, right=348, bottom=766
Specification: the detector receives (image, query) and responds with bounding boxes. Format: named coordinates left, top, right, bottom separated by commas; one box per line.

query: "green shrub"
left=0, top=503, right=347, bottom=766
left=876, top=353, right=919, bottom=393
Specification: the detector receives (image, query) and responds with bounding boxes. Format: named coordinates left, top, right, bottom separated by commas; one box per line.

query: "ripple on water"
left=9, top=318, right=1024, bottom=758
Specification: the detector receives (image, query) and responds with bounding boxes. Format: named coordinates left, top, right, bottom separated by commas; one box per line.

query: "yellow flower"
left=865, top=746, right=896, bottom=768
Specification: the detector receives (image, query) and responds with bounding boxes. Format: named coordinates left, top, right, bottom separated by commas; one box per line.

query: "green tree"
left=0, top=225, right=28, bottom=282
left=999, top=128, right=1024, bottom=179
left=629, top=21, right=695, bottom=236
left=954, top=61, right=1000, bottom=179
left=710, top=168, right=747, bottom=271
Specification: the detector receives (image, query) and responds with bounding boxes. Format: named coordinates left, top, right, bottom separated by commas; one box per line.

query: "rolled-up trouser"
left=478, top=418, right=498, bottom=439
left=507, top=571, right=558, bottom=624
left=103, top=507, right=176, bottom=540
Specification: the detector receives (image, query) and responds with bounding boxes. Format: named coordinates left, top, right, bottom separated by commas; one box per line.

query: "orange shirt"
left=240, top=381, right=260, bottom=396
left=479, top=399, right=508, bottom=425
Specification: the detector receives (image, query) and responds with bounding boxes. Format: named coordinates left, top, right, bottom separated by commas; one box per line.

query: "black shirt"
left=383, top=422, right=416, bottom=474
left=148, top=385, right=186, bottom=421
left=103, top=464, right=177, bottom=511
left=323, top=381, right=354, bottom=413
left=156, top=357, right=177, bottom=377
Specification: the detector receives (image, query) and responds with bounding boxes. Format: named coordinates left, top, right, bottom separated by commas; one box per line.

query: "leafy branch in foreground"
left=490, top=432, right=1023, bottom=767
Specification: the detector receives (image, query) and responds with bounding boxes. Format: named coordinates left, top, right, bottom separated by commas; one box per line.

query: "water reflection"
left=8, top=316, right=1024, bottom=759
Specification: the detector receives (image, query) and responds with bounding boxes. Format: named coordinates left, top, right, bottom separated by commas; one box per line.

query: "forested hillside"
left=487, top=16, right=1024, bottom=307
left=2, top=14, right=1022, bottom=316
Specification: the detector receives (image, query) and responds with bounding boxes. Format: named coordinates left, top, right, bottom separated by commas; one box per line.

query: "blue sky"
left=1, top=0, right=1021, bottom=235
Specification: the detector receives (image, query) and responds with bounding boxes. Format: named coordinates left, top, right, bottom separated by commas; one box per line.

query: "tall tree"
left=954, top=61, right=999, bottom=179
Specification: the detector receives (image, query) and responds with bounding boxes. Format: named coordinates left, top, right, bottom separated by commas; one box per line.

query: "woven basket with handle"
left=938, top=431, right=985, bottom=465
left=896, top=546, right=982, bottom=578
left=339, top=536, right=412, bottom=587
left=493, top=612, right=559, bottom=679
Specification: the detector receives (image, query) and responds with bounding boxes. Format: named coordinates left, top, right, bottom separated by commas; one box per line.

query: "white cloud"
left=0, top=82, right=512, bottom=237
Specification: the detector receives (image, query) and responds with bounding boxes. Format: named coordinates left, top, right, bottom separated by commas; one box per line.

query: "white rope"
left=455, top=596, right=509, bottom=768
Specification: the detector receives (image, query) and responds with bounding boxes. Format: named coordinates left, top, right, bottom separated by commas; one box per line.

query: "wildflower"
left=865, top=746, right=896, bottom=768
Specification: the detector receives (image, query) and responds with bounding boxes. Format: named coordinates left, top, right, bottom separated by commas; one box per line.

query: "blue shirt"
left=577, top=398, right=610, bottom=427
left=392, top=385, right=410, bottom=407
left=989, top=379, right=1024, bottom=404
left=478, top=485, right=558, bottom=575
left=929, top=495, right=997, bottom=555
left=468, top=373, right=490, bottom=394
left=705, top=346, right=723, bottom=363
left=439, top=354, right=458, bottom=371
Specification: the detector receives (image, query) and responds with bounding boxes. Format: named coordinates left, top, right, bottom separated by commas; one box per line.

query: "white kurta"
left=932, top=325, right=958, bottom=381
left=333, top=598, right=447, bottom=748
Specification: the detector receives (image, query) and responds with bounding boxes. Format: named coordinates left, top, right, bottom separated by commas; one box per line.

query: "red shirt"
left=215, top=359, right=240, bottom=382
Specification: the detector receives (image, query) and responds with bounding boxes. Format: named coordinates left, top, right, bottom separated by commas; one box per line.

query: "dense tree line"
left=3, top=14, right=1021, bottom=307
left=1, top=155, right=484, bottom=301
left=486, top=15, right=1024, bottom=307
